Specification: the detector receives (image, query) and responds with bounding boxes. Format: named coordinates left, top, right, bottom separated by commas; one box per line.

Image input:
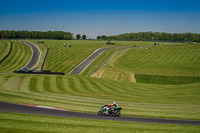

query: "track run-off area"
left=0, top=102, right=200, bottom=125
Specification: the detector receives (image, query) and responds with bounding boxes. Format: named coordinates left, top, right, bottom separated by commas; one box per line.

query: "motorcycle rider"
left=103, top=102, right=119, bottom=115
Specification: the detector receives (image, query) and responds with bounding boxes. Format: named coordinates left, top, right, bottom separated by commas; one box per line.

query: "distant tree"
left=7, top=31, right=16, bottom=38
left=63, top=33, right=73, bottom=40
left=76, top=34, right=81, bottom=40
left=101, top=35, right=108, bottom=40
left=82, top=34, right=87, bottom=40
left=97, top=36, right=101, bottom=40
left=108, top=36, right=117, bottom=40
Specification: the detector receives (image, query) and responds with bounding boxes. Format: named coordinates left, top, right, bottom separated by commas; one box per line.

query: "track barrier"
left=41, top=47, right=49, bottom=70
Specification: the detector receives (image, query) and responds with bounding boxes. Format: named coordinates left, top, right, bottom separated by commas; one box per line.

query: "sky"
left=0, top=0, right=200, bottom=39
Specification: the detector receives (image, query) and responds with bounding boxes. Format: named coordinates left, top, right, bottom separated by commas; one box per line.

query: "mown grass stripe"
left=18, top=75, right=31, bottom=92
left=61, top=77, right=73, bottom=92
left=76, top=77, right=92, bottom=93
left=0, top=40, right=10, bottom=61
left=68, top=77, right=76, bottom=92
left=0, top=40, right=7, bottom=57
left=43, top=76, right=51, bottom=92
left=29, top=76, right=38, bottom=92
left=48, top=76, right=56, bottom=92
left=87, top=78, right=108, bottom=92
left=1, top=75, right=22, bottom=91
left=0, top=42, right=19, bottom=71
left=56, top=76, right=66, bottom=92
left=0, top=41, right=31, bottom=72
left=0, top=77, right=7, bottom=87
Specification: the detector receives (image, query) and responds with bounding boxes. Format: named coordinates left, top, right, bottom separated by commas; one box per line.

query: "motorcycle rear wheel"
left=112, top=110, right=120, bottom=117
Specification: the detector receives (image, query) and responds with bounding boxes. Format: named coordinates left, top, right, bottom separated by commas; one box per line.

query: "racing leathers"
left=103, top=103, right=119, bottom=114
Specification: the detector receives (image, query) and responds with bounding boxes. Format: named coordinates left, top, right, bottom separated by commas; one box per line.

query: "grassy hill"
left=0, top=40, right=11, bottom=61
left=0, top=40, right=199, bottom=132
left=29, top=40, right=156, bottom=73
left=0, top=40, right=31, bottom=72
left=0, top=73, right=200, bottom=120
left=90, top=43, right=200, bottom=84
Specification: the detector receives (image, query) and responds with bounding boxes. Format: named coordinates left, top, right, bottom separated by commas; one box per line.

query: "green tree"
left=82, top=34, right=87, bottom=40
left=101, top=35, right=108, bottom=40
left=63, top=34, right=73, bottom=40
left=76, top=34, right=81, bottom=40
left=97, top=36, right=101, bottom=40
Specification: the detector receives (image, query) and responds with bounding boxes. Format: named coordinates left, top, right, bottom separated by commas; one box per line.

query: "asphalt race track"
left=21, top=41, right=40, bottom=70
left=0, top=102, right=199, bottom=125
left=69, top=47, right=113, bottom=75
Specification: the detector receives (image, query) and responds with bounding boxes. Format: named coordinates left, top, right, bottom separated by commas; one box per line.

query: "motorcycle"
left=97, top=105, right=122, bottom=117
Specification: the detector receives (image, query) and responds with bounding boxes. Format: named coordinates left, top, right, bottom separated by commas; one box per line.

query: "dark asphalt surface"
left=21, top=41, right=40, bottom=70
left=69, top=47, right=113, bottom=75
left=0, top=102, right=199, bottom=125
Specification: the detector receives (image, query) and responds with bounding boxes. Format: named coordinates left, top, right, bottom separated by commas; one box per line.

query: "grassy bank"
left=0, top=40, right=11, bottom=61
left=135, top=74, right=200, bottom=85
left=29, top=40, right=156, bottom=74
left=0, top=112, right=199, bottom=133
left=0, top=40, right=200, bottom=132
left=115, top=44, right=200, bottom=77
left=91, top=44, right=200, bottom=84
left=0, top=41, right=32, bottom=72
left=0, top=73, right=200, bottom=120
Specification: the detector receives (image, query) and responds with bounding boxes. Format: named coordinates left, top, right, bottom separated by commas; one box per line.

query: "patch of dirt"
left=115, top=73, right=119, bottom=80
left=131, top=73, right=136, bottom=83
left=91, top=69, right=105, bottom=78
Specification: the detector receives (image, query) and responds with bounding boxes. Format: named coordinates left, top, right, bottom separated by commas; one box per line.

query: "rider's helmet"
left=112, top=102, right=116, bottom=105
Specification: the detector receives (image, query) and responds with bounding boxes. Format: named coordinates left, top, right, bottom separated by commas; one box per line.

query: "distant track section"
left=88, top=46, right=143, bottom=76
left=69, top=47, right=113, bottom=75
left=20, top=41, right=40, bottom=70
left=69, top=46, right=148, bottom=75
left=0, top=102, right=199, bottom=125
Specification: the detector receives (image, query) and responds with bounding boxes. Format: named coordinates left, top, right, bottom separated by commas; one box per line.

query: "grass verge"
left=0, top=112, right=199, bottom=133
left=0, top=73, right=200, bottom=120
left=0, top=40, right=11, bottom=61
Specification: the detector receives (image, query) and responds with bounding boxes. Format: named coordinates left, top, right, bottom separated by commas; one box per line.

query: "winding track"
left=20, top=41, right=40, bottom=70
left=69, top=47, right=113, bottom=75
left=0, top=102, right=199, bottom=125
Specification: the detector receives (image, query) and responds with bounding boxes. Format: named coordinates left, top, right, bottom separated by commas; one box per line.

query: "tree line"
left=97, top=32, right=200, bottom=42
left=0, top=30, right=74, bottom=40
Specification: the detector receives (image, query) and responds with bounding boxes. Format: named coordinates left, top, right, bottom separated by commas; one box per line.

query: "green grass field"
left=90, top=44, right=200, bottom=84
left=0, top=41, right=32, bottom=72
left=0, top=112, right=199, bottom=133
left=115, top=44, right=200, bottom=76
left=0, top=40, right=11, bottom=61
left=29, top=40, right=157, bottom=74
left=0, top=40, right=199, bottom=132
left=0, top=73, right=199, bottom=120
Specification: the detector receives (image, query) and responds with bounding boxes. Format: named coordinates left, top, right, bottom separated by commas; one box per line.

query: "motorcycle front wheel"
left=98, top=110, right=103, bottom=116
